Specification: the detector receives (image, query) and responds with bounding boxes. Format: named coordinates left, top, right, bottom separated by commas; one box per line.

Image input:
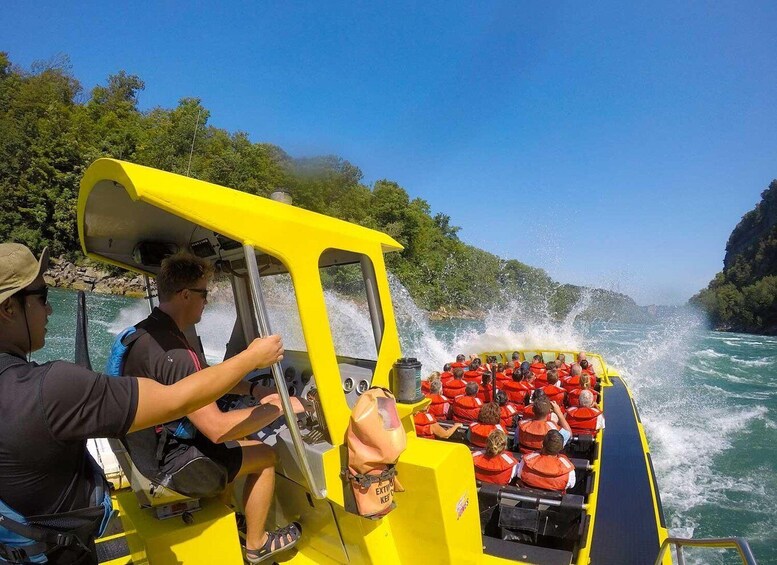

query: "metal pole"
left=242, top=244, right=327, bottom=499
left=498, top=490, right=587, bottom=510
left=676, top=545, right=685, bottom=565
left=143, top=274, right=155, bottom=313
left=359, top=256, right=383, bottom=351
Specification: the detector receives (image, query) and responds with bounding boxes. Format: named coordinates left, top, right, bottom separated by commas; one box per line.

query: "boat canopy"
left=78, top=159, right=403, bottom=275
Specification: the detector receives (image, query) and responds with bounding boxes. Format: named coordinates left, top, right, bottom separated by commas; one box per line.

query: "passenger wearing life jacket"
left=529, top=354, right=546, bottom=377
left=421, top=371, right=441, bottom=395
left=567, top=374, right=599, bottom=407
left=452, top=382, right=484, bottom=423
left=522, top=389, right=556, bottom=422
left=468, top=402, right=505, bottom=448
left=502, top=368, right=533, bottom=404
left=494, top=363, right=510, bottom=387
left=579, top=359, right=597, bottom=382
left=450, top=354, right=468, bottom=369
left=515, top=398, right=572, bottom=454
left=414, top=410, right=463, bottom=439
left=477, top=372, right=495, bottom=403
left=495, top=389, right=522, bottom=429
left=439, top=363, right=454, bottom=384
left=427, top=380, right=451, bottom=421
left=443, top=367, right=467, bottom=398
left=541, top=370, right=567, bottom=406
left=463, top=361, right=482, bottom=384
left=562, top=363, right=583, bottom=392
left=472, top=429, right=519, bottom=485
left=516, top=430, right=576, bottom=492
left=577, top=352, right=597, bottom=378
left=555, top=353, right=570, bottom=377
left=503, top=361, right=514, bottom=379
left=566, top=390, right=605, bottom=437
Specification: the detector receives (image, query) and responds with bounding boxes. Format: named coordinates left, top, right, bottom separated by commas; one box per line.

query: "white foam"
left=732, top=356, right=773, bottom=368
left=696, top=348, right=726, bottom=359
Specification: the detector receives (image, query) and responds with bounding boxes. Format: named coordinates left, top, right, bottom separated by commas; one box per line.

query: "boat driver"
left=0, top=243, right=286, bottom=564
left=121, top=252, right=305, bottom=564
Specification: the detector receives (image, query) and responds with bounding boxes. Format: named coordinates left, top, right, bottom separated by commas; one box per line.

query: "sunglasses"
left=179, top=288, right=208, bottom=300
left=18, top=286, right=49, bottom=305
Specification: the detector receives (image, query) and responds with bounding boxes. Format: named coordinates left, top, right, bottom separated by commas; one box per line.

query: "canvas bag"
left=344, top=388, right=407, bottom=519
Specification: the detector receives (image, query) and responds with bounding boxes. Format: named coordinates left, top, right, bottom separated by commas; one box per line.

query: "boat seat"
left=107, top=438, right=198, bottom=510
left=496, top=486, right=586, bottom=549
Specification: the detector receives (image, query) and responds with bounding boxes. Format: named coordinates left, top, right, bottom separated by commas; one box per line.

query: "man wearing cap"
left=0, top=243, right=286, bottom=564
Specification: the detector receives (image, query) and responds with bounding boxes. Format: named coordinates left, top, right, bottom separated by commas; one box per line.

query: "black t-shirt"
left=123, top=308, right=208, bottom=388
left=0, top=355, right=138, bottom=517
left=122, top=309, right=209, bottom=466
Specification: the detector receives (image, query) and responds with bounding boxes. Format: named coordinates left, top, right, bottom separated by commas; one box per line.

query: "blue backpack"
left=106, top=327, right=195, bottom=440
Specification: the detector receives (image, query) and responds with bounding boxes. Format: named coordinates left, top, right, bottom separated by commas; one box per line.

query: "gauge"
left=284, top=367, right=296, bottom=382
left=356, top=379, right=370, bottom=394
left=343, top=377, right=355, bottom=393
left=288, top=385, right=296, bottom=396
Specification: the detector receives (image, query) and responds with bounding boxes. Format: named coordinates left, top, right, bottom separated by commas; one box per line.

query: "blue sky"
left=4, top=2, right=777, bottom=305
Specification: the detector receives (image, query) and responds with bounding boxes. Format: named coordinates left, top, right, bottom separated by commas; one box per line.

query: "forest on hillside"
left=0, top=52, right=643, bottom=320
left=691, top=180, right=777, bottom=335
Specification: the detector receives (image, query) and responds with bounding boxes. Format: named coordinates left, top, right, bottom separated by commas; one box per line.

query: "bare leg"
left=233, top=440, right=277, bottom=550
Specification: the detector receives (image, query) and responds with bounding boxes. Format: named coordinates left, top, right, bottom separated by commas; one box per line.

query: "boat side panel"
left=590, top=377, right=665, bottom=564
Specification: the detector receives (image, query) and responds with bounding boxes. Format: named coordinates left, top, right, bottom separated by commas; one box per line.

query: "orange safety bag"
left=343, top=388, right=407, bottom=519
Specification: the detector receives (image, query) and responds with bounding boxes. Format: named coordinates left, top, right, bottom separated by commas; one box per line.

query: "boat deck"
left=590, top=376, right=665, bottom=564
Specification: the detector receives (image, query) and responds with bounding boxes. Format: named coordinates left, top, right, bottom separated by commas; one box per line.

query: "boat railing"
left=654, top=537, right=758, bottom=565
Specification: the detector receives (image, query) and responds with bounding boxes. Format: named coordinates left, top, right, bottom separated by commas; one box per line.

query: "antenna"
left=186, top=108, right=202, bottom=176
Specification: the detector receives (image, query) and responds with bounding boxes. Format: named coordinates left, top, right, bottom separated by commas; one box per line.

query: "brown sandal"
left=242, top=522, right=302, bottom=564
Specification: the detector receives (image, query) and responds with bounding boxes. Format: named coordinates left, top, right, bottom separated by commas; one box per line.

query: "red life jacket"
left=566, top=406, right=603, bottom=437
left=530, top=362, right=546, bottom=376
left=472, top=450, right=518, bottom=485
left=463, top=370, right=482, bottom=384
left=495, top=372, right=510, bottom=386
left=566, top=388, right=599, bottom=407
left=582, top=366, right=596, bottom=377
left=499, top=403, right=521, bottom=428
left=518, top=419, right=559, bottom=453
left=443, top=379, right=466, bottom=399
left=522, top=405, right=556, bottom=421
left=502, top=380, right=530, bottom=404
left=414, top=412, right=436, bottom=439
left=562, top=375, right=581, bottom=392
left=421, top=380, right=433, bottom=394
left=428, top=394, right=450, bottom=420
left=450, top=362, right=467, bottom=369
left=504, top=368, right=514, bottom=377
left=533, top=373, right=549, bottom=389
left=440, top=371, right=454, bottom=383
left=469, top=423, right=505, bottom=448
left=542, top=384, right=567, bottom=405
left=477, top=384, right=494, bottom=403
left=519, top=452, right=575, bottom=492
left=452, top=396, right=483, bottom=423
left=557, top=362, right=570, bottom=377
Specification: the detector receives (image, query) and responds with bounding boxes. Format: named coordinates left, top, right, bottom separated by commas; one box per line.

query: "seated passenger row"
left=420, top=366, right=603, bottom=437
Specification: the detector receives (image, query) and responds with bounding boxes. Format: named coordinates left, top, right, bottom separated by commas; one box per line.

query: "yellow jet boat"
left=75, top=159, right=757, bottom=565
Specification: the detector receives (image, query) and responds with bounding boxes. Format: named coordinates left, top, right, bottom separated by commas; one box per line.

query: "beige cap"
left=0, top=243, right=50, bottom=304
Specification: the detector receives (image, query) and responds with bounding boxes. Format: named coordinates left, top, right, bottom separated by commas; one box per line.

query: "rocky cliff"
left=691, top=179, right=777, bottom=335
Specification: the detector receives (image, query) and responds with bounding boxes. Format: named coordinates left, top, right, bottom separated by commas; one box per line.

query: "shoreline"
left=45, top=259, right=775, bottom=334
